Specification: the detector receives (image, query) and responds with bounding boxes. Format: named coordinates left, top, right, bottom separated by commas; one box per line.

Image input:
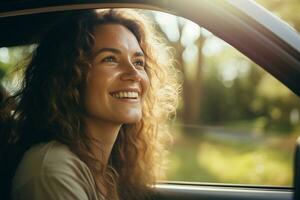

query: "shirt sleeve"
left=12, top=172, right=90, bottom=200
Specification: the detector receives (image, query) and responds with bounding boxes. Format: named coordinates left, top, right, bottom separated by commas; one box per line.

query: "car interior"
left=1, top=0, right=300, bottom=200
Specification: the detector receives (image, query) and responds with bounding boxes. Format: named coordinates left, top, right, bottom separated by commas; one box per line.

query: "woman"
left=0, top=9, right=179, bottom=200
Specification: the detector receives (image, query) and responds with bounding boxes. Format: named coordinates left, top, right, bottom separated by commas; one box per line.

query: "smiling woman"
left=0, top=9, right=179, bottom=200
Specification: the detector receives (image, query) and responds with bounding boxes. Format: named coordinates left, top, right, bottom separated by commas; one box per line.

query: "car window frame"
left=0, top=0, right=298, bottom=199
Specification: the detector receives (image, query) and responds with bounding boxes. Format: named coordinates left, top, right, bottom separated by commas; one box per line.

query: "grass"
left=163, top=128, right=297, bottom=186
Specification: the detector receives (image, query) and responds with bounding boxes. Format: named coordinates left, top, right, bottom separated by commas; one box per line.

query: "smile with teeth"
left=111, top=91, right=139, bottom=99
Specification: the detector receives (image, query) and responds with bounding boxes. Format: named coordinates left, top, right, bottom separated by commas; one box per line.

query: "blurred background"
left=153, top=0, right=300, bottom=186
left=1, top=0, right=299, bottom=187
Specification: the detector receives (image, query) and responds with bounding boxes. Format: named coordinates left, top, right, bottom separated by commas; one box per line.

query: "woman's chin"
left=116, top=110, right=142, bottom=124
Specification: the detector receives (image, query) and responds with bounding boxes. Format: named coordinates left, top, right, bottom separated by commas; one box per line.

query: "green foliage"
left=198, top=42, right=300, bottom=134
left=152, top=5, right=300, bottom=134
left=165, top=131, right=295, bottom=186
left=0, top=63, right=7, bottom=79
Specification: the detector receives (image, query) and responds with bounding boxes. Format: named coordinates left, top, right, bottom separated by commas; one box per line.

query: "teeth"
left=111, top=91, right=139, bottom=99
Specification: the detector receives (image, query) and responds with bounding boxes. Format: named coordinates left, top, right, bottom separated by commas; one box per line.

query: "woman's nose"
left=120, top=61, right=142, bottom=82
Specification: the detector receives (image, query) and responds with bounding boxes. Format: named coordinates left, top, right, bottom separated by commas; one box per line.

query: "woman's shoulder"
left=11, top=141, right=100, bottom=200
left=12, top=140, right=93, bottom=190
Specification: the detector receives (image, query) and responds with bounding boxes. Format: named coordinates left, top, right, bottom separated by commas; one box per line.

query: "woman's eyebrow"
left=94, top=47, right=121, bottom=56
left=134, top=51, right=145, bottom=57
left=93, top=47, right=144, bottom=57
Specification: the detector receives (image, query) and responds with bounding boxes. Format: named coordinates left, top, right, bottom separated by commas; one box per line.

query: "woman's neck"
left=84, top=117, right=122, bottom=165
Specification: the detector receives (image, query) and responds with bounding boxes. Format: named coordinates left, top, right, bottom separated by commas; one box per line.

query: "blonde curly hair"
left=1, top=9, right=180, bottom=200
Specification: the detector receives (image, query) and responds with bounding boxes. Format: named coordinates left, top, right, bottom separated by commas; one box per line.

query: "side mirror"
left=294, top=137, right=300, bottom=200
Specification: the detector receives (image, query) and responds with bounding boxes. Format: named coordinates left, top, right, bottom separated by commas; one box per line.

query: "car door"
left=0, top=0, right=299, bottom=200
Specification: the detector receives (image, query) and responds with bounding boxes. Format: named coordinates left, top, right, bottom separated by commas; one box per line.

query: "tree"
left=153, top=12, right=208, bottom=126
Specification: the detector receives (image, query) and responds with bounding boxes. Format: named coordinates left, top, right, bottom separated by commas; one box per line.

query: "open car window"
left=161, top=16, right=299, bottom=187
left=1, top=9, right=299, bottom=188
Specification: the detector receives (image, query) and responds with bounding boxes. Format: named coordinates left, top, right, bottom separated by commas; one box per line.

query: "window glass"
left=0, top=45, right=35, bottom=93
left=1, top=9, right=299, bottom=187
left=151, top=11, right=300, bottom=186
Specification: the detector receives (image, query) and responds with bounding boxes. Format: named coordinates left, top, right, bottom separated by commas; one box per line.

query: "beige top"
left=12, top=141, right=101, bottom=200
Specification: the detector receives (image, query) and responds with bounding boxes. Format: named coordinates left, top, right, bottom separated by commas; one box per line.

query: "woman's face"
left=83, top=23, right=150, bottom=125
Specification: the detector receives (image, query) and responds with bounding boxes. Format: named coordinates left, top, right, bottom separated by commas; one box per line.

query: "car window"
left=152, top=11, right=300, bottom=186
left=1, top=9, right=299, bottom=187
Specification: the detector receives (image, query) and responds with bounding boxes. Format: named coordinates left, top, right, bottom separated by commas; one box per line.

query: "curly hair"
left=0, top=9, right=180, bottom=200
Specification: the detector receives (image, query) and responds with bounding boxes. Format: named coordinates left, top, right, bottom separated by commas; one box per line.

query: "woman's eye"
left=133, top=60, right=145, bottom=67
left=102, top=56, right=117, bottom=63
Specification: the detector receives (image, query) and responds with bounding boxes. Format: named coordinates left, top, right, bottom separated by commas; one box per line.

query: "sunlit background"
left=152, top=0, right=300, bottom=186
left=1, top=0, right=300, bottom=187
